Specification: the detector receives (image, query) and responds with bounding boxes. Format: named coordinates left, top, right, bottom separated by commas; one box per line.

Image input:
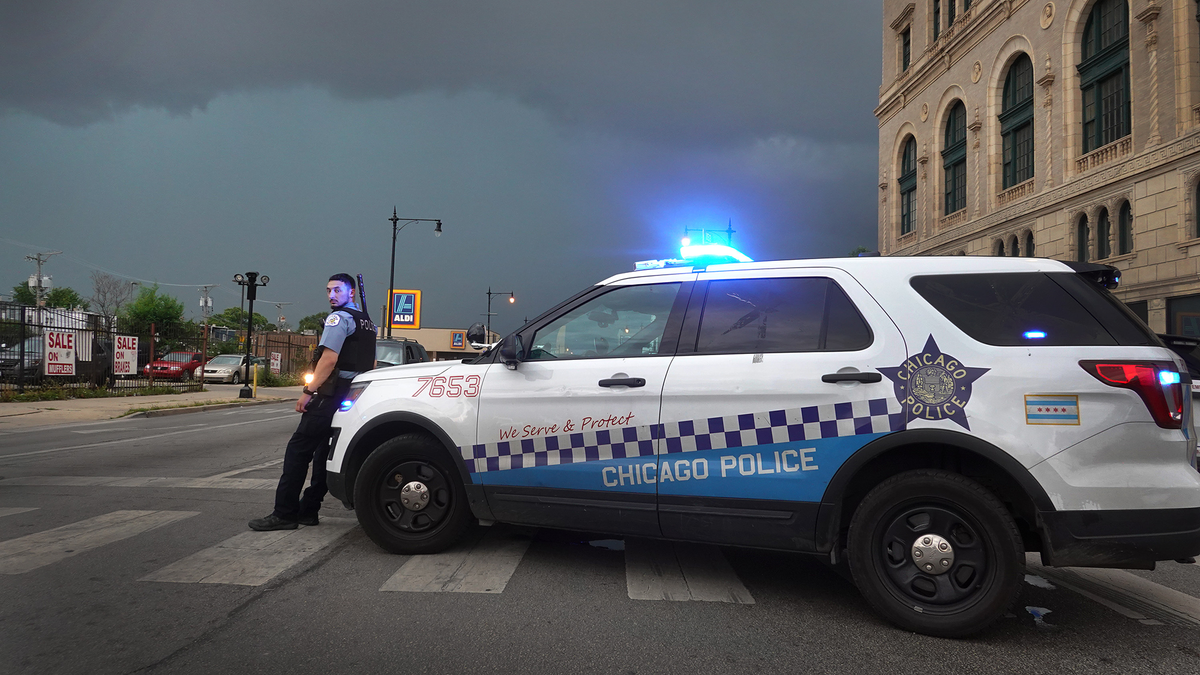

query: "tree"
left=118, top=285, right=186, bottom=335
left=297, top=312, right=328, bottom=335
left=849, top=246, right=872, bottom=257
left=9, top=282, right=90, bottom=310
left=209, top=307, right=276, bottom=332
left=89, top=271, right=135, bottom=318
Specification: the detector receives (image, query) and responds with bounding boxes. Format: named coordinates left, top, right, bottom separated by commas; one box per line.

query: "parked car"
left=375, top=337, right=429, bottom=367
left=0, top=336, right=44, bottom=381
left=143, top=351, right=204, bottom=380
left=195, top=354, right=268, bottom=383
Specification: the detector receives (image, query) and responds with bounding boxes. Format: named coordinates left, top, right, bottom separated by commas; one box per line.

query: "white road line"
left=0, top=507, right=38, bottom=518
left=0, top=414, right=295, bottom=461
left=0, top=476, right=276, bottom=490
left=141, top=517, right=357, bottom=586
left=381, top=525, right=536, bottom=593
left=206, top=458, right=284, bottom=480
left=0, top=510, right=198, bottom=575
left=625, top=539, right=755, bottom=603
left=1028, top=555, right=1200, bottom=627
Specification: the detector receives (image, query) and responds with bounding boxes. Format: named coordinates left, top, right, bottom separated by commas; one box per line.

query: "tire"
left=353, top=433, right=471, bottom=555
left=847, top=469, right=1023, bottom=638
left=180, top=368, right=193, bottom=382
left=230, top=372, right=240, bottom=384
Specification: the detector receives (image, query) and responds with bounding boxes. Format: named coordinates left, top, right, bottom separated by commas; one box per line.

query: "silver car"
left=197, top=354, right=267, bottom=383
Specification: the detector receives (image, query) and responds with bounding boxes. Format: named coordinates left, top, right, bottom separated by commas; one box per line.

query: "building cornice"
left=890, top=3, right=916, bottom=31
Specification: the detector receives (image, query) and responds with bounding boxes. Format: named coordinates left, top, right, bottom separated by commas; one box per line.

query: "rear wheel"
left=353, top=433, right=471, bottom=554
left=847, top=469, right=1023, bottom=638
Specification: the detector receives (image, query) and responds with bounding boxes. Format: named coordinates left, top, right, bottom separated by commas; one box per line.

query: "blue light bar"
left=1160, top=371, right=1181, bottom=386
left=679, top=244, right=752, bottom=263
left=1023, top=330, right=1047, bottom=339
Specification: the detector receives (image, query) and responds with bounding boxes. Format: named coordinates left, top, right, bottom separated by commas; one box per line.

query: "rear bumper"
left=1040, top=507, right=1200, bottom=569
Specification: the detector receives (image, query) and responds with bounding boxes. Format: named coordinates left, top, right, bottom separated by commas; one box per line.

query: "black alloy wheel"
left=847, top=469, right=1023, bottom=638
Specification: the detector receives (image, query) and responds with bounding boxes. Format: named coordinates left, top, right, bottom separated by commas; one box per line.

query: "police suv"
left=326, top=254, right=1200, bottom=637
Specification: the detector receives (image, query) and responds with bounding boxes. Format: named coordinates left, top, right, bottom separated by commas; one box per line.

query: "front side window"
left=693, top=277, right=872, bottom=354
left=899, top=136, right=917, bottom=235
left=1080, top=0, right=1130, bottom=153
left=1001, top=54, right=1034, bottom=189
left=943, top=102, right=967, bottom=214
left=527, top=283, right=680, bottom=360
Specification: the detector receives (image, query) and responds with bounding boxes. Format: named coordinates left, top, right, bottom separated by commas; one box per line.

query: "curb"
left=125, top=397, right=299, bottom=419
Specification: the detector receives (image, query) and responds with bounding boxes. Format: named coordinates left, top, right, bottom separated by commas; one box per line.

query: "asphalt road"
left=2, top=403, right=1200, bottom=674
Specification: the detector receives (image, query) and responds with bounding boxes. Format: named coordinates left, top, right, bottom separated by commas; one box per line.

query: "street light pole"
left=233, top=272, right=269, bottom=399
left=386, top=207, right=442, bottom=339
left=484, top=287, right=515, bottom=342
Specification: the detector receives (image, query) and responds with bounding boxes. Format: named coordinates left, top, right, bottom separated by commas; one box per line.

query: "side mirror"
left=466, top=322, right=487, bottom=349
left=497, top=334, right=524, bottom=370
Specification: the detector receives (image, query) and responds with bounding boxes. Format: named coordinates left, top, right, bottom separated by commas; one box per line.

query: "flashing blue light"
left=681, top=237, right=691, bottom=246
left=679, top=243, right=752, bottom=264
left=1023, top=330, right=1047, bottom=339
left=1160, top=371, right=1181, bottom=386
left=339, top=399, right=355, bottom=412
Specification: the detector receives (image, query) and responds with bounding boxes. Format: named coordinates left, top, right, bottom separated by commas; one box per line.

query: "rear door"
left=474, top=277, right=692, bottom=535
left=656, top=268, right=907, bottom=550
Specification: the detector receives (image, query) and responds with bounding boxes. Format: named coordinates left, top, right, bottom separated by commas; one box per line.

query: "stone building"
left=876, top=0, right=1200, bottom=334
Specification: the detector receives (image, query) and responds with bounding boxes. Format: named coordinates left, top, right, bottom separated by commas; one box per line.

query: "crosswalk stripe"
left=0, top=507, right=38, bottom=518
left=0, top=510, right=198, bottom=575
left=381, top=525, right=536, bottom=593
left=0, top=476, right=276, bottom=490
left=140, top=517, right=357, bottom=586
left=625, top=539, right=754, bottom=604
left=206, top=459, right=283, bottom=480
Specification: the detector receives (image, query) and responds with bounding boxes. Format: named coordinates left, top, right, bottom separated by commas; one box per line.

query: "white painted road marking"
left=0, top=507, right=38, bottom=518
left=1027, top=555, right=1199, bottom=627
left=0, top=476, right=277, bottom=490
left=206, top=458, right=284, bottom=480
left=381, top=525, right=536, bottom=593
left=141, top=517, right=357, bottom=586
left=0, top=510, right=198, bottom=575
left=625, top=538, right=754, bottom=603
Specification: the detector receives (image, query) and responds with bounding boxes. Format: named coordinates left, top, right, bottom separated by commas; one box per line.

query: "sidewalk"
left=0, top=385, right=304, bottom=431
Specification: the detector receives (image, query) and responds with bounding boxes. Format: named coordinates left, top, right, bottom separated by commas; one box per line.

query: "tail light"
left=1080, top=360, right=1186, bottom=429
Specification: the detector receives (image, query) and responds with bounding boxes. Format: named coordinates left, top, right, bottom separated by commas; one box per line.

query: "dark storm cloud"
left=0, top=0, right=881, bottom=144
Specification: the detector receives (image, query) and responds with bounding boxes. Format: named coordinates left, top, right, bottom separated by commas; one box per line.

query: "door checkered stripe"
left=462, top=398, right=905, bottom=474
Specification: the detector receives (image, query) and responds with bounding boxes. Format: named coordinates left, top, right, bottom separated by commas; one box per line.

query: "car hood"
left=357, top=360, right=453, bottom=382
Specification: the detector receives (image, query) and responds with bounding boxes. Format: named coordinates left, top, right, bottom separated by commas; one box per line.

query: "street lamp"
left=484, top=287, right=515, bottom=341
left=232, top=272, right=269, bottom=398
left=386, top=207, right=442, bottom=339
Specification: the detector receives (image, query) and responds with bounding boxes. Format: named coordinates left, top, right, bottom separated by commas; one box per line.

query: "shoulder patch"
left=325, top=314, right=340, bottom=327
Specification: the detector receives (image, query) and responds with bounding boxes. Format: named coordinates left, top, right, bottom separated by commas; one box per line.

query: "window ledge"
left=939, top=210, right=969, bottom=229
left=1098, top=251, right=1136, bottom=265
left=1177, top=236, right=1200, bottom=251
left=897, top=231, right=916, bottom=245
left=997, top=179, right=1035, bottom=207
left=1075, top=137, right=1132, bottom=173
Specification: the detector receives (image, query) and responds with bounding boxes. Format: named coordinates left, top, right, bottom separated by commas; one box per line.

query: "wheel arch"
left=340, top=412, right=491, bottom=519
left=815, top=429, right=1054, bottom=556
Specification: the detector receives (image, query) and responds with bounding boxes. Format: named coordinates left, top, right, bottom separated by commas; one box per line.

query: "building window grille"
left=1118, top=201, right=1132, bottom=254
left=899, top=137, right=917, bottom=236
left=933, top=0, right=941, bottom=40
left=942, top=102, right=967, bottom=215
left=1024, top=231, right=1035, bottom=256
left=1097, top=208, right=1112, bottom=259
left=902, top=28, right=911, bottom=71
left=1077, top=215, right=1090, bottom=262
left=1001, top=54, right=1035, bottom=189
left=1080, top=0, right=1130, bottom=153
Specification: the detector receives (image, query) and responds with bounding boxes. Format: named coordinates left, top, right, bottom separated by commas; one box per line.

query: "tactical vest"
left=331, top=305, right=377, bottom=375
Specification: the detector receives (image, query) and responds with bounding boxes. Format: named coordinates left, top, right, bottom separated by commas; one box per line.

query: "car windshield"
left=210, top=355, right=242, bottom=365
left=161, top=352, right=196, bottom=362
left=377, top=343, right=406, bottom=365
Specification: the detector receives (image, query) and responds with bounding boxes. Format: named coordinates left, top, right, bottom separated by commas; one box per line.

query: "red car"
left=143, top=351, right=204, bottom=380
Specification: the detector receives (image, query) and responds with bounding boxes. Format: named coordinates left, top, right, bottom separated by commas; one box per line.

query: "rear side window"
left=694, top=277, right=872, bottom=354
left=911, top=273, right=1159, bottom=346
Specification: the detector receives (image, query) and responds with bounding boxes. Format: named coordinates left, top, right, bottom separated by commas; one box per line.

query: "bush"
left=254, top=369, right=302, bottom=388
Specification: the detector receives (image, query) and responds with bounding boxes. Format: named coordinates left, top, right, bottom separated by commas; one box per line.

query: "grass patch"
left=119, top=399, right=240, bottom=417
left=1, top=385, right=196, bottom=403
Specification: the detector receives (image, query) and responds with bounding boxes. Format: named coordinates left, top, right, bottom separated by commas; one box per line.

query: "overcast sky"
left=0, top=0, right=883, bottom=335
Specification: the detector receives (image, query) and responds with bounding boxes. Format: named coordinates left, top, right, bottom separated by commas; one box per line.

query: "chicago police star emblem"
left=879, top=335, right=989, bottom=430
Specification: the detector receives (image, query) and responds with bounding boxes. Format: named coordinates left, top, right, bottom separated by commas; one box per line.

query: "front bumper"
left=328, top=470, right=349, bottom=508
left=1040, top=507, right=1200, bottom=569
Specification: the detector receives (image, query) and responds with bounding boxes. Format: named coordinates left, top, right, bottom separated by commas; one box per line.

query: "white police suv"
left=326, top=254, right=1200, bottom=637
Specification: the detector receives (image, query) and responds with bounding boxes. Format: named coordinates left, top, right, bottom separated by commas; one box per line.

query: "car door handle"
left=599, top=377, right=646, bottom=388
left=821, top=372, right=882, bottom=384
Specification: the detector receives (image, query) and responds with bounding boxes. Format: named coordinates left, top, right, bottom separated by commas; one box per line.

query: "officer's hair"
left=328, top=273, right=355, bottom=293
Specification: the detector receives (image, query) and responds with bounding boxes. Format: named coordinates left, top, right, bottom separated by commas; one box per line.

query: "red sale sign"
left=44, top=330, right=76, bottom=376
left=113, top=335, right=138, bottom=375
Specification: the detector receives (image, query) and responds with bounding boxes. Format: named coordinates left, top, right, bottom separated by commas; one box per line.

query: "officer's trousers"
left=272, top=396, right=337, bottom=521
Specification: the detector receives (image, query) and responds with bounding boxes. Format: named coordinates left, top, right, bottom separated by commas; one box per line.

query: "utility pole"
left=271, top=302, right=293, bottom=331
left=198, top=284, right=217, bottom=320
left=25, top=251, right=61, bottom=306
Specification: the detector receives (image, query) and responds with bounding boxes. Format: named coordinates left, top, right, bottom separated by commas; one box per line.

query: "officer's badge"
left=879, top=335, right=988, bottom=430
left=325, top=314, right=340, bottom=327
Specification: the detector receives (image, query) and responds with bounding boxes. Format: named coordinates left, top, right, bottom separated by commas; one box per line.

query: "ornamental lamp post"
left=386, top=207, right=442, bottom=339
left=484, top=287, right=515, bottom=342
left=232, top=272, right=269, bottom=398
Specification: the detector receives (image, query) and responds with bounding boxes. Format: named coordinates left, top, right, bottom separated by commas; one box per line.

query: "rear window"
left=911, top=272, right=1159, bottom=347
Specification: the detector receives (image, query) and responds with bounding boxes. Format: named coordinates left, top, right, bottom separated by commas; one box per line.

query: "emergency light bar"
left=634, top=244, right=753, bottom=271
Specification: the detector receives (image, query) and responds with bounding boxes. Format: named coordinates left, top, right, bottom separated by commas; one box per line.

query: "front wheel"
left=353, top=433, right=471, bottom=554
left=847, top=469, right=1023, bottom=638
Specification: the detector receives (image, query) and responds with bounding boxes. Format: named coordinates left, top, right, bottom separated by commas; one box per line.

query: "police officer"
left=249, top=273, right=376, bottom=531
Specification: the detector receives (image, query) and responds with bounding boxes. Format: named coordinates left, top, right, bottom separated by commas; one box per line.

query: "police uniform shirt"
left=320, top=307, right=361, bottom=380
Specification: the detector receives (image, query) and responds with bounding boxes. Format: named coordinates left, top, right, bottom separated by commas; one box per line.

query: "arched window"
left=1080, top=0, right=1130, bottom=153
left=1001, top=54, right=1034, bottom=189
left=995, top=240, right=1006, bottom=256
left=1097, top=207, right=1111, bottom=258
left=1009, top=236, right=1020, bottom=257
left=899, top=137, right=918, bottom=236
left=1118, top=201, right=1132, bottom=254
left=943, top=102, right=967, bottom=215
left=1077, top=214, right=1090, bottom=262
left=1024, top=231, right=1035, bottom=256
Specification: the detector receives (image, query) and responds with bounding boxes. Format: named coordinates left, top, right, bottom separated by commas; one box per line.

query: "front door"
left=474, top=279, right=690, bottom=535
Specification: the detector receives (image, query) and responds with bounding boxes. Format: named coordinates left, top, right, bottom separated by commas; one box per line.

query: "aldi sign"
left=114, top=335, right=138, bottom=376
left=389, top=289, right=422, bottom=330
left=44, top=330, right=76, bottom=376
